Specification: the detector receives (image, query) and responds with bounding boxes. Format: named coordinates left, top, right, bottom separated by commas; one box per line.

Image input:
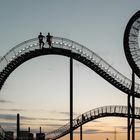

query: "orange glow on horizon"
left=58, top=133, right=140, bottom=140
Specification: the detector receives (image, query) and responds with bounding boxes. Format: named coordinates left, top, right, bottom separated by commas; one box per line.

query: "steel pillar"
left=70, top=57, right=73, bottom=140
left=17, top=113, right=20, bottom=140
left=127, top=71, right=135, bottom=140
left=80, top=125, right=82, bottom=140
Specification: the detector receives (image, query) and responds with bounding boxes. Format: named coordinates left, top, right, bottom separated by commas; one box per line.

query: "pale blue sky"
left=0, top=0, right=140, bottom=137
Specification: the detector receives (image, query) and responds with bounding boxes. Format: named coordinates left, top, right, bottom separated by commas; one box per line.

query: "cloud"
left=22, top=123, right=62, bottom=128
left=57, top=111, right=78, bottom=117
left=116, top=126, right=127, bottom=130
left=0, top=122, right=16, bottom=127
left=81, top=129, right=117, bottom=134
left=0, top=113, right=69, bottom=123
left=0, top=114, right=16, bottom=120
left=41, top=118, right=69, bottom=121
left=74, top=128, right=101, bottom=134
left=21, top=117, right=69, bottom=122
left=83, top=129, right=101, bottom=134
left=23, top=117, right=69, bottom=122
left=0, top=108, right=25, bottom=112
left=115, top=125, right=140, bottom=131
left=58, top=112, right=69, bottom=116
left=0, top=114, right=35, bottom=121
left=0, top=100, right=12, bottom=104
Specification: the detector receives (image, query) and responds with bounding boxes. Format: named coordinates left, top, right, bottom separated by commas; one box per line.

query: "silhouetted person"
left=46, top=32, right=53, bottom=48
left=38, top=32, right=45, bottom=49
left=82, top=114, right=85, bottom=122
left=77, top=118, right=80, bottom=125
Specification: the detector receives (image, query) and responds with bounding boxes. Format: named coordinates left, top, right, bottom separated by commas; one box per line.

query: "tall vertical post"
left=17, top=113, right=20, bottom=140
left=80, top=125, right=82, bottom=140
left=127, top=70, right=135, bottom=140
left=70, top=57, right=73, bottom=140
left=28, top=127, right=30, bottom=133
left=132, top=71, right=135, bottom=140
left=127, top=93, right=130, bottom=140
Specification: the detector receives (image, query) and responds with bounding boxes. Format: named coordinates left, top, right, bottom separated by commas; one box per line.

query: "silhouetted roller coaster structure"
left=46, top=105, right=140, bottom=140
left=0, top=10, right=140, bottom=140
left=0, top=36, right=140, bottom=96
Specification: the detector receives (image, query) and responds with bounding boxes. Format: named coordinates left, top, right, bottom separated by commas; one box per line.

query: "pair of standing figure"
left=38, top=32, right=53, bottom=49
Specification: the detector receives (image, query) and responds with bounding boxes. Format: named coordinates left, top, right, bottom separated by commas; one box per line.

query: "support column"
left=132, top=71, right=135, bottom=140
left=70, top=57, right=73, bottom=140
left=127, top=93, right=131, bottom=140
left=17, top=113, right=20, bottom=140
left=127, top=70, right=135, bottom=140
left=80, top=125, right=82, bottom=140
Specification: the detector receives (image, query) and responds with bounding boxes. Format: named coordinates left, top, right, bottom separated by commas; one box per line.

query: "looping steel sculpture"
left=124, top=10, right=140, bottom=78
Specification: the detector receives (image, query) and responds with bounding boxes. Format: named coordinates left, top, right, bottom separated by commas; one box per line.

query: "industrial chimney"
left=17, top=113, right=20, bottom=139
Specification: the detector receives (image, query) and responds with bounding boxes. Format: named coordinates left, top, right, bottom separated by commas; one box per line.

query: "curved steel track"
left=45, top=105, right=140, bottom=140
left=0, top=37, right=140, bottom=97
left=0, top=125, right=8, bottom=139
left=124, top=10, right=140, bottom=78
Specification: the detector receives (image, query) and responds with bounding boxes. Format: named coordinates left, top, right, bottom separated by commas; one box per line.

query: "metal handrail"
left=0, top=125, right=5, bottom=139
left=45, top=105, right=140, bottom=140
left=0, top=37, right=140, bottom=94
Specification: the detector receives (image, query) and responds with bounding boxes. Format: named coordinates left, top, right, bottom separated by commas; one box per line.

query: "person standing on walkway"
left=38, top=32, right=45, bottom=49
left=46, top=32, right=53, bottom=48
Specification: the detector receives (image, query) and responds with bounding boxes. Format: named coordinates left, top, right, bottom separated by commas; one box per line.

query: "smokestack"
left=17, top=113, right=20, bottom=139
left=40, top=127, right=41, bottom=133
left=28, top=127, right=30, bottom=133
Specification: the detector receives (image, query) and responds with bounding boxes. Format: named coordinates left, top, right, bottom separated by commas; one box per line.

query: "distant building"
left=28, top=133, right=34, bottom=140
left=16, top=114, right=34, bottom=140
left=18, top=131, right=33, bottom=140
left=36, top=127, right=45, bottom=140
left=19, top=131, right=28, bottom=140
left=4, top=131, right=14, bottom=140
left=36, top=133, right=45, bottom=140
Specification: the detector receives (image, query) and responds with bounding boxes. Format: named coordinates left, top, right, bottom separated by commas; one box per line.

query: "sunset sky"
left=1, top=0, right=140, bottom=139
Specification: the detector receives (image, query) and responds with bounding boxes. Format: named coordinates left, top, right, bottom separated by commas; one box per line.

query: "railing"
left=0, top=37, right=140, bottom=94
left=0, top=125, right=5, bottom=139
left=45, top=105, right=140, bottom=140
left=123, top=10, right=140, bottom=79
left=128, top=18, right=140, bottom=67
